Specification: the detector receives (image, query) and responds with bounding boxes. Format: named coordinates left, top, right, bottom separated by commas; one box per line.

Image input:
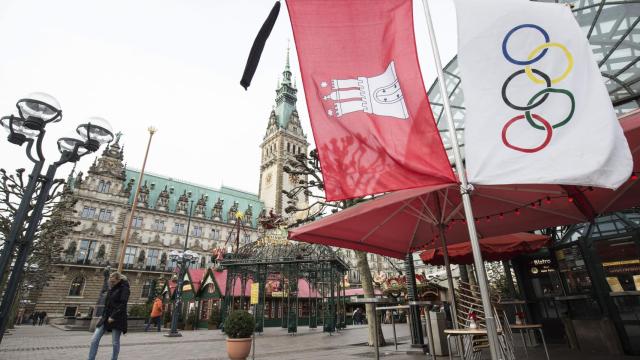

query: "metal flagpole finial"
left=148, top=126, right=157, bottom=135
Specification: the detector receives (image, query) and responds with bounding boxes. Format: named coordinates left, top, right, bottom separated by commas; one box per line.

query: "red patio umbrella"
left=419, top=232, right=550, bottom=265
left=289, top=109, right=640, bottom=259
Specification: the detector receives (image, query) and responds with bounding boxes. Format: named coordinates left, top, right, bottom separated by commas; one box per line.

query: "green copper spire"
left=274, top=44, right=297, bottom=129
left=281, top=42, right=292, bottom=86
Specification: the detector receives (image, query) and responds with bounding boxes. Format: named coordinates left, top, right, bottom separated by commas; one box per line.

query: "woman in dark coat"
left=88, top=272, right=130, bottom=360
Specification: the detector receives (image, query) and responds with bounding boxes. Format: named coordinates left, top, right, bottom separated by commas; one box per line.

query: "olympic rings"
left=500, top=23, right=574, bottom=153
left=502, top=24, right=550, bottom=65
left=524, top=88, right=575, bottom=130
left=502, top=114, right=553, bottom=153
left=502, top=69, right=551, bottom=111
left=524, top=43, right=574, bottom=84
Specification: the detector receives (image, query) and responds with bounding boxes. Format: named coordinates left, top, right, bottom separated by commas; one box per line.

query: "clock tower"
left=258, top=47, right=309, bottom=218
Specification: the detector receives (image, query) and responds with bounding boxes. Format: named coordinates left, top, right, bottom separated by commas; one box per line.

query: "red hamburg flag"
left=287, top=0, right=456, bottom=201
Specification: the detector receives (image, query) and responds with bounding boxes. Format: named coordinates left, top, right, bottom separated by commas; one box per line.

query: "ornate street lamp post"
left=165, top=200, right=199, bottom=337
left=0, top=93, right=113, bottom=343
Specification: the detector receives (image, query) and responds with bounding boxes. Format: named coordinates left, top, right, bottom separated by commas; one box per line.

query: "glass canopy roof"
left=557, top=210, right=640, bottom=244
left=427, top=0, right=640, bottom=163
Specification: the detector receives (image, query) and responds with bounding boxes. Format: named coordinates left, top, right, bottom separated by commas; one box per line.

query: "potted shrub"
left=184, top=309, right=197, bottom=330
left=208, top=307, right=221, bottom=330
left=224, top=310, right=255, bottom=360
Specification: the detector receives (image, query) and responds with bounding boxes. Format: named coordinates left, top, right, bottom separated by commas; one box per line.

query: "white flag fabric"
left=454, top=0, right=632, bottom=189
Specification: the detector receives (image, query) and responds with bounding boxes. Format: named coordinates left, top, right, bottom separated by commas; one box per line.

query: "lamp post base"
left=164, top=331, right=182, bottom=337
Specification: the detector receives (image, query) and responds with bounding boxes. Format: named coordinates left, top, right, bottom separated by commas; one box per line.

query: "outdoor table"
left=499, top=299, right=537, bottom=345
left=352, top=297, right=396, bottom=360
left=409, top=301, right=438, bottom=360
left=376, top=305, right=410, bottom=350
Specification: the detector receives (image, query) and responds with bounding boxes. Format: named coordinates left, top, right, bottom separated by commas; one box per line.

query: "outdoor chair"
left=495, top=298, right=550, bottom=360
left=444, top=281, right=515, bottom=360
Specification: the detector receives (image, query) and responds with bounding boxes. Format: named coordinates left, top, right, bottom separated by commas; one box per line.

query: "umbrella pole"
left=421, top=1, right=501, bottom=358
left=437, top=226, right=459, bottom=328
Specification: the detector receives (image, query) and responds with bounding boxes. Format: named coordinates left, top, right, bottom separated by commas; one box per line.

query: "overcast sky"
left=0, top=0, right=457, bottom=194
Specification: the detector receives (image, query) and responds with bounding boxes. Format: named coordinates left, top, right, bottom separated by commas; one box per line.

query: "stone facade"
left=31, top=137, right=263, bottom=318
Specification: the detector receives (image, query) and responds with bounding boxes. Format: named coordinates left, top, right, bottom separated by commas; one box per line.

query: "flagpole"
left=420, top=1, right=501, bottom=359
left=117, top=127, right=157, bottom=273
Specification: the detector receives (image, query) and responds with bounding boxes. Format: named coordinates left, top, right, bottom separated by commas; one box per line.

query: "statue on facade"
left=227, top=201, right=239, bottom=223
left=123, top=178, right=134, bottom=195
left=211, top=198, right=223, bottom=221
left=137, top=181, right=149, bottom=207
left=156, top=185, right=170, bottom=210
left=75, top=171, right=84, bottom=186
left=195, top=194, right=207, bottom=217
left=258, top=208, right=267, bottom=221
left=244, top=204, right=253, bottom=226
left=176, top=190, right=189, bottom=214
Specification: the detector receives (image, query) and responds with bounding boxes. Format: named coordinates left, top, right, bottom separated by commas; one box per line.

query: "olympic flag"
left=455, top=0, right=632, bottom=189
left=287, top=0, right=456, bottom=201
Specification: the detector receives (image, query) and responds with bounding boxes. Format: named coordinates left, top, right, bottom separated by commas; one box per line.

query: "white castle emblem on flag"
left=321, top=61, right=409, bottom=120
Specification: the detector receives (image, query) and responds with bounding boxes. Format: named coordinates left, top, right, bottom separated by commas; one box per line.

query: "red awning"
left=289, top=110, right=640, bottom=259
left=419, top=233, right=550, bottom=265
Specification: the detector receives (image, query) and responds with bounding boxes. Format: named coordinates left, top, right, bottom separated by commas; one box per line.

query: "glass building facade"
left=426, top=0, right=640, bottom=355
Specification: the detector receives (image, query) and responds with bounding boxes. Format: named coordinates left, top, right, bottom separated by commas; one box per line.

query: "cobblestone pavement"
left=0, top=324, right=636, bottom=360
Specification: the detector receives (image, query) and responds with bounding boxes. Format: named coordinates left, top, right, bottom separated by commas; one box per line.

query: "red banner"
left=287, top=0, right=455, bottom=201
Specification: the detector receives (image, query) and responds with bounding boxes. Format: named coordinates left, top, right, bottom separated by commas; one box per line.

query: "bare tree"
left=283, top=150, right=385, bottom=346
left=0, top=168, right=77, bottom=325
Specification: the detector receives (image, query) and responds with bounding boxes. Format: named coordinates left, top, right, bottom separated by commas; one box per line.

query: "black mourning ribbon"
left=240, top=1, right=281, bottom=90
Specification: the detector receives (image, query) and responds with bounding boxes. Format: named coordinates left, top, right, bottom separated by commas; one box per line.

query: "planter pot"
left=226, top=338, right=252, bottom=360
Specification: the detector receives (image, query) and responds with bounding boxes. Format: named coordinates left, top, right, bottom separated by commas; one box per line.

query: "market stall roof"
left=213, top=269, right=253, bottom=297
left=295, top=279, right=320, bottom=298
left=419, top=233, right=550, bottom=265
left=342, top=288, right=383, bottom=297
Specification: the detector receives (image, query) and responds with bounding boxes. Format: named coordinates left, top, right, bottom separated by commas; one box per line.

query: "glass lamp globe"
left=0, top=116, right=39, bottom=142
left=76, top=117, right=114, bottom=145
left=16, top=92, right=62, bottom=129
left=57, top=133, right=88, bottom=157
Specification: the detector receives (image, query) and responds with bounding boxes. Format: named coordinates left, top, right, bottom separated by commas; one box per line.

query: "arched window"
left=68, top=276, right=85, bottom=296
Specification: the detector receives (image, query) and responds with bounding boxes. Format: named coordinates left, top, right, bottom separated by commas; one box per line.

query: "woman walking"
left=88, top=272, right=130, bottom=360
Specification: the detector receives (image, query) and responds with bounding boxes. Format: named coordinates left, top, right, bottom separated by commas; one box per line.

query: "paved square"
left=0, top=324, right=628, bottom=360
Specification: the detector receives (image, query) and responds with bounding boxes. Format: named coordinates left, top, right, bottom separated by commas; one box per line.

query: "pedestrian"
left=39, top=311, right=47, bottom=325
left=32, top=311, right=39, bottom=326
left=88, top=272, right=130, bottom=360
left=144, top=296, right=163, bottom=332
left=353, top=307, right=363, bottom=325
left=29, top=312, right=36, bottom=326
left=384, top=309, right=393, bottom=324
